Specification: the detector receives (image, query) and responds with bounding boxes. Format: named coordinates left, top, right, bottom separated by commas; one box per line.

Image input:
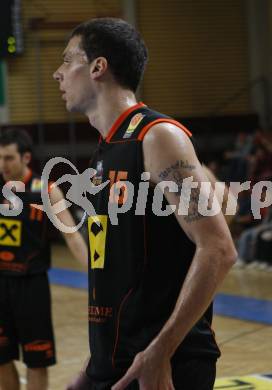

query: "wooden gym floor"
left=14, top=244, right=272, bottom=389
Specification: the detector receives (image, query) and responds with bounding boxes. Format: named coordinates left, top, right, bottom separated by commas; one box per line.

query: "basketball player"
left=0, top=128, right=88, bottom=390
left=53, top=18, right=237, bottom=390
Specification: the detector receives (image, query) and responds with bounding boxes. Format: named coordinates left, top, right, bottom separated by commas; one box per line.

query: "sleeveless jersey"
left=0, top=171, right=51, bottom=276
left=86, top=103, right=220, bottom=384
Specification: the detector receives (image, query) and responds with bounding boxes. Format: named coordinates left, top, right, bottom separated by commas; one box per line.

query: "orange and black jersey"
left=0, top=171, right=51, bottom=276
left=86, top=103, right=220, bottom=386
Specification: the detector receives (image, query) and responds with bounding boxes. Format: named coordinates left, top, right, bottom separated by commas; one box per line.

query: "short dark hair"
left=70, top=18, right=148, bottom=93
left=0, top=128, right=33, bottom=155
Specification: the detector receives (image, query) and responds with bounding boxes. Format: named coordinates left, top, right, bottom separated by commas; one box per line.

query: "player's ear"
left=90, top=57, right=108, bottom=80
left=22, top=152, right=31, bottom=165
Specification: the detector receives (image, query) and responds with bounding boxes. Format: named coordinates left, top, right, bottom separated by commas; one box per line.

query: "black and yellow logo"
left=88, top=215, right=108, bottom=269
left=215, top=375, right=272, bottom=389
left=0, top=219, right=22, bottom=247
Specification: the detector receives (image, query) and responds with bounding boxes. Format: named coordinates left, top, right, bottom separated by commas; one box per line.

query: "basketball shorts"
left=0, top=272, right=56, bottom=368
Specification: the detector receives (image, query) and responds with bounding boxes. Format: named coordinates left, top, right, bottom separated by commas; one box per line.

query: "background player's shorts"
left=0, top=272, right=56, bottom=368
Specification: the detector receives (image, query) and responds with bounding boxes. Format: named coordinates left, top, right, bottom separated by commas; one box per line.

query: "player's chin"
left=66, top=102, right=81, bottom=114
left=66, top=101, right=73, bottom=112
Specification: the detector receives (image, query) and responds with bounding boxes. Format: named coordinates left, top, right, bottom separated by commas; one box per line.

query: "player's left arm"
left=113, top=123, right=237, bottom=390
left=49, top=186, right=88, bottom=269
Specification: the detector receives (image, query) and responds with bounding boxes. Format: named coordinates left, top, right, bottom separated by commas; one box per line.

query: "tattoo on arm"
left=158, top=160, right=196, bottom=181
left=158, top=159, right=196, bottom=195
left=183, top=188, right=206, bottom=223
left=158, top=160, right=208, bottom=224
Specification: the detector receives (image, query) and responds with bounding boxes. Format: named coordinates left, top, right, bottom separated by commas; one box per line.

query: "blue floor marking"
left=49, top=267, right=272, bottom=325
left=214, top=293, right=272, bottom=325
left=49, top=267, right=88, bottom=289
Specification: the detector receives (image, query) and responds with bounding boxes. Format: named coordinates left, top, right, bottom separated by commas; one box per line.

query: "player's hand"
left=111, top=343, right=175, bottom=390
left=66, top=369, right=91, bottom=390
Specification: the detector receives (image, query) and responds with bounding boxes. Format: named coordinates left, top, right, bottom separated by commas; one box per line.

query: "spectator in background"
left=236, top=187, right=272, bottom=268
left=249, top=131, right=272, bottom=183
left=236, top=207, right=272, bottom=268
left=230, top=189, right=255, bottom=239
left=223, top=131, right=254, bottom=182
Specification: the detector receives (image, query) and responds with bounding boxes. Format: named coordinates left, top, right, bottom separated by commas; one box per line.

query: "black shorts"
left=76, top=357, right=216, bottom=389
left=0, top=272, right=56, bottom=368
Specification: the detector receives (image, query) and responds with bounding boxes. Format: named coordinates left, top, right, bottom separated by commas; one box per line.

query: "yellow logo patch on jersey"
left=0, top=219, right=22, bottom=247
left=88, top=215, right=108, bottom=269
left=123, top=113, right=145, bottom=138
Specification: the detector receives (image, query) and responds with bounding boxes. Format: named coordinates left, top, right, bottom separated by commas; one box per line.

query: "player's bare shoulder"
left=142, top=122, right=199, bottom=184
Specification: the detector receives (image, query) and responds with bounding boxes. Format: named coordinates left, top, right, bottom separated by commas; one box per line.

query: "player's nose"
left=53, top=69, right=63, bottom=82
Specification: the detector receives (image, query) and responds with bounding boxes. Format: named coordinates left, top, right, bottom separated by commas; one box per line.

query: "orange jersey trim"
left=137, top=118, right=192, bottom=141
left=112, top=288, right=133, bottom=368
left=106, top=102, right=146, bottom=143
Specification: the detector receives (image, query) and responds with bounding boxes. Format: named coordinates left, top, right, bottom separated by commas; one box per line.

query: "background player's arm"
left=113, top=123, right=237, bottom=390
left=49, top=186, right=88, bottom=268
